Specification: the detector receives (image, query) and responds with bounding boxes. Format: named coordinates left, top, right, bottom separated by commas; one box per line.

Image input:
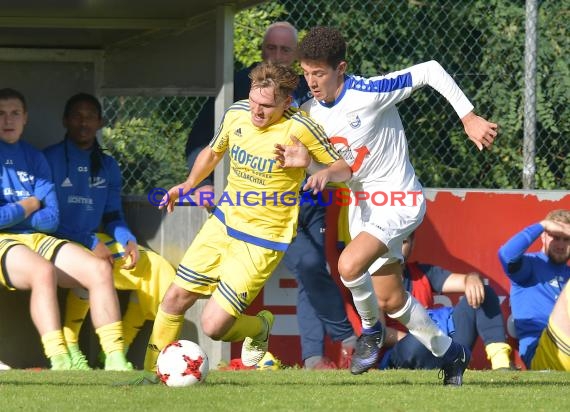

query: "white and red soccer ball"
left=156, top=340, right=209, bottom=387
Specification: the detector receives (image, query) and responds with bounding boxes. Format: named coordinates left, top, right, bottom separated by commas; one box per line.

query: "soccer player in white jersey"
left=276, top=26, right=498, bottom=385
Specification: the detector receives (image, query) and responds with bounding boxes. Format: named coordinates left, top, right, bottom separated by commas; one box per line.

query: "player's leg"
left=53, top=242, right=131, bottom=370
left=337, top=231, right=389, bottom=374
left=340, top=201, right=470, bottom=384
left=531, top=281, right=570, bottom=371
left=284, top=204, right=353, bottom=369
left=453, top=285, right=512, bottom=370
left=3, top=242, right=71, bottom=369
left=283, top=213, right=328, bottom=368
left=121, top=292, right=146, bottom=348
left=143, top=216, right=227, bottom=373
left=373, top=263, right=462, bottom=365
left=101, top=235, right=176, bottom=352
left=298, top=203, right=356, bottom=356
left=143, top=282, right=201, bottom=372
left=62, top=287, right=91, bottom=370
left=387, top=333, right=443, bottom=369
left=210, top=238, right=282, bottom=367
left=296, top=279, right=329, bottom=368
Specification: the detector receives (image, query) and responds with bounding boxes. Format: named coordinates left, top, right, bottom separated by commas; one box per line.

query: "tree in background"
left=242, top=0, right=568, bottom=189
left=103, top=0, right=568, bottom=193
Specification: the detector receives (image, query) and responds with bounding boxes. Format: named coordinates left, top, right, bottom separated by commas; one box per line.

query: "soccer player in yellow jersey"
left=133, top=62, right=351, bottom=382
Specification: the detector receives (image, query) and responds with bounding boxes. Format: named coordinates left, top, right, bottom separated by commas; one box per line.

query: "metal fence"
left=102, top=0, right=568, bottom=194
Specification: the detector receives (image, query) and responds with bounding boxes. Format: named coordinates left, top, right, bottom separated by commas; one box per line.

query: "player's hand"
left=193, top=185, right=215, bottom=212
left=541, top=219, right=570, bottom=237
left=274, top=135, right=311, bottom=168
left=121, top=240, right=140, bottom=270
left=159, top=184, right=186, bottom=213
left=18, top=196, right=41, bottom=217
left=463, top=272, right=485, bottom=308
left=462, top=112, right=498, bottom=151
left=93, top=241, right=114, bottom=266
left=303, top=170, right=331, bottom=194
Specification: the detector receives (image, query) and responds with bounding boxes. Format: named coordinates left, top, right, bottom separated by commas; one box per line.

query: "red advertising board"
left=233, top=189, right=570, bottom=370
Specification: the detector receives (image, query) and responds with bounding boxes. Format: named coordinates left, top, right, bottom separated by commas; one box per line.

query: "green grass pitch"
left=0, top=368, right=568, bottom=411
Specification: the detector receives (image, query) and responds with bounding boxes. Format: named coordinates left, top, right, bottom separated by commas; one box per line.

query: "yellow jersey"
left=209, top=100, right=340, bottom=250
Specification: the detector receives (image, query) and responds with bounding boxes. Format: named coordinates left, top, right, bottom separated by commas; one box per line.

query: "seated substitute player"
left=276, top=26, right=498, bottom=385
left=129, top=62, right=351, bottom=384
left=43, top=93, right=176, bottom=370
left=498, top=209, right=570, bottom=371
left=379, top=231, right=513, bottom=370
left=0, top=88, right=130, bottom=370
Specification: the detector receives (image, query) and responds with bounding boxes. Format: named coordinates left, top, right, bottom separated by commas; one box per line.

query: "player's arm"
left=28, top=154, right=59, bottom=233
left=102, top=159, right=139, bottom=268
left=18, top=197, right=41, bottom=218
left=274, top=135, right=351, bottom=193
left=303, top=158, right=352, bottom=194
left=441, top=272, right=485, bottom=309
left=498, top=223, right=543, bottom=274
left=160, top=146, right=224, bottom=213
left=408, top=60, right=497, bottom=150
left=541, top=219, right=570, bottom=238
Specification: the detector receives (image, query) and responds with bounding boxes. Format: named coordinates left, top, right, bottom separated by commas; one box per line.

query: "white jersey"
left=301, top=60, right=474, bottom=193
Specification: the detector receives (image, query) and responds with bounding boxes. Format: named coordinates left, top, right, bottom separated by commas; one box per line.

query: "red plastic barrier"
left=233, top=189, right=570, bottom=369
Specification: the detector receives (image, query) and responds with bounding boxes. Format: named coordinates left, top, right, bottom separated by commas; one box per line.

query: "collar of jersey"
left=318, top=74, right=350, bottom=108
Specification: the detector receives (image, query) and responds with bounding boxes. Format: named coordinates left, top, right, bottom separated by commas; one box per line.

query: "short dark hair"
left=298, top=26, right=346, bottom=69
left=0, top=88, right=27, bottom=112
left=63, top=92, right=102, bottom=119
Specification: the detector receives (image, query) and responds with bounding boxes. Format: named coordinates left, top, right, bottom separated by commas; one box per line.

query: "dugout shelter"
left=0, top=0, right=265, bottom=370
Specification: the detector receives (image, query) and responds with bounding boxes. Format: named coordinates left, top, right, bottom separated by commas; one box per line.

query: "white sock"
left=341, top=272, right=378, bottom=329
left=388, top=293, right=451, bottom=357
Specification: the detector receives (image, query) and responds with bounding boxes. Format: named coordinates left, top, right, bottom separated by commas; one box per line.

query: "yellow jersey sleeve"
left=209, top=100, right=250, bottom=153
left=288, top=109, right=340, bottom=165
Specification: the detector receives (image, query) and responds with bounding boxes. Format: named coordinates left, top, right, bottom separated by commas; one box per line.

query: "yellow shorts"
left=96, top=233, right=176, bottom=320
left=0, top=233, right=67, bottom=290
left=531, top=298, right=570, bottom=371
left=174, top=215, right=283, bottom=317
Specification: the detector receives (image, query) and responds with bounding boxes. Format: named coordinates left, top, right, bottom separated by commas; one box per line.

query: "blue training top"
left=498, top=223, right=570, bottom=367
left=0, top=140, right=59, bottom=233
left=43, top=138, right=136, bottom=250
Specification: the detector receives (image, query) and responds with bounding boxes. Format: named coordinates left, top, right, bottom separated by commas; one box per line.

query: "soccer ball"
left=156, top=340, right=209, bottom=387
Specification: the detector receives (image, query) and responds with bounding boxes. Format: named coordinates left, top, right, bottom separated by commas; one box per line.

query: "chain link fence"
left=101, top=96, right=206, bottom=194
left=102, top=0, right=568, bottom=194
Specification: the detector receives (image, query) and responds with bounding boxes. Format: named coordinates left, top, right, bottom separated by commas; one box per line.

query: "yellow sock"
left=41, top=330, right=69, bottom=359
left=122, top=301, right=146, bottom=348
left=144, top=307, right=184, bottom=372
left=95, top=321, right=125, bottom=355
left=220, top=314, right=264, bottom=342
left=486, top=342, right=512, bottom=370
left=63, top=289, right=90, bottom=345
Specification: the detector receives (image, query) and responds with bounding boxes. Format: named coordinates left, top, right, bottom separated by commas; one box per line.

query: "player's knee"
left=299, top=253, right=323, bottom=273
left=86, top=258, right=114, bottom=289
left=337, top=255, right=360, bottom=281
left=381, top=291, right=408, bottom=314
left=160, top=286, right=193, bottom=315
left=32, top=263, right=58, bottom=290
left=200, top=317, right=224, bottom=340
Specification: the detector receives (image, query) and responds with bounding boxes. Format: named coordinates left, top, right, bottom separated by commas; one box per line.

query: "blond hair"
left=545, top=209, right=570, bottom=224
left=249, top=62, right=299, bottom=102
